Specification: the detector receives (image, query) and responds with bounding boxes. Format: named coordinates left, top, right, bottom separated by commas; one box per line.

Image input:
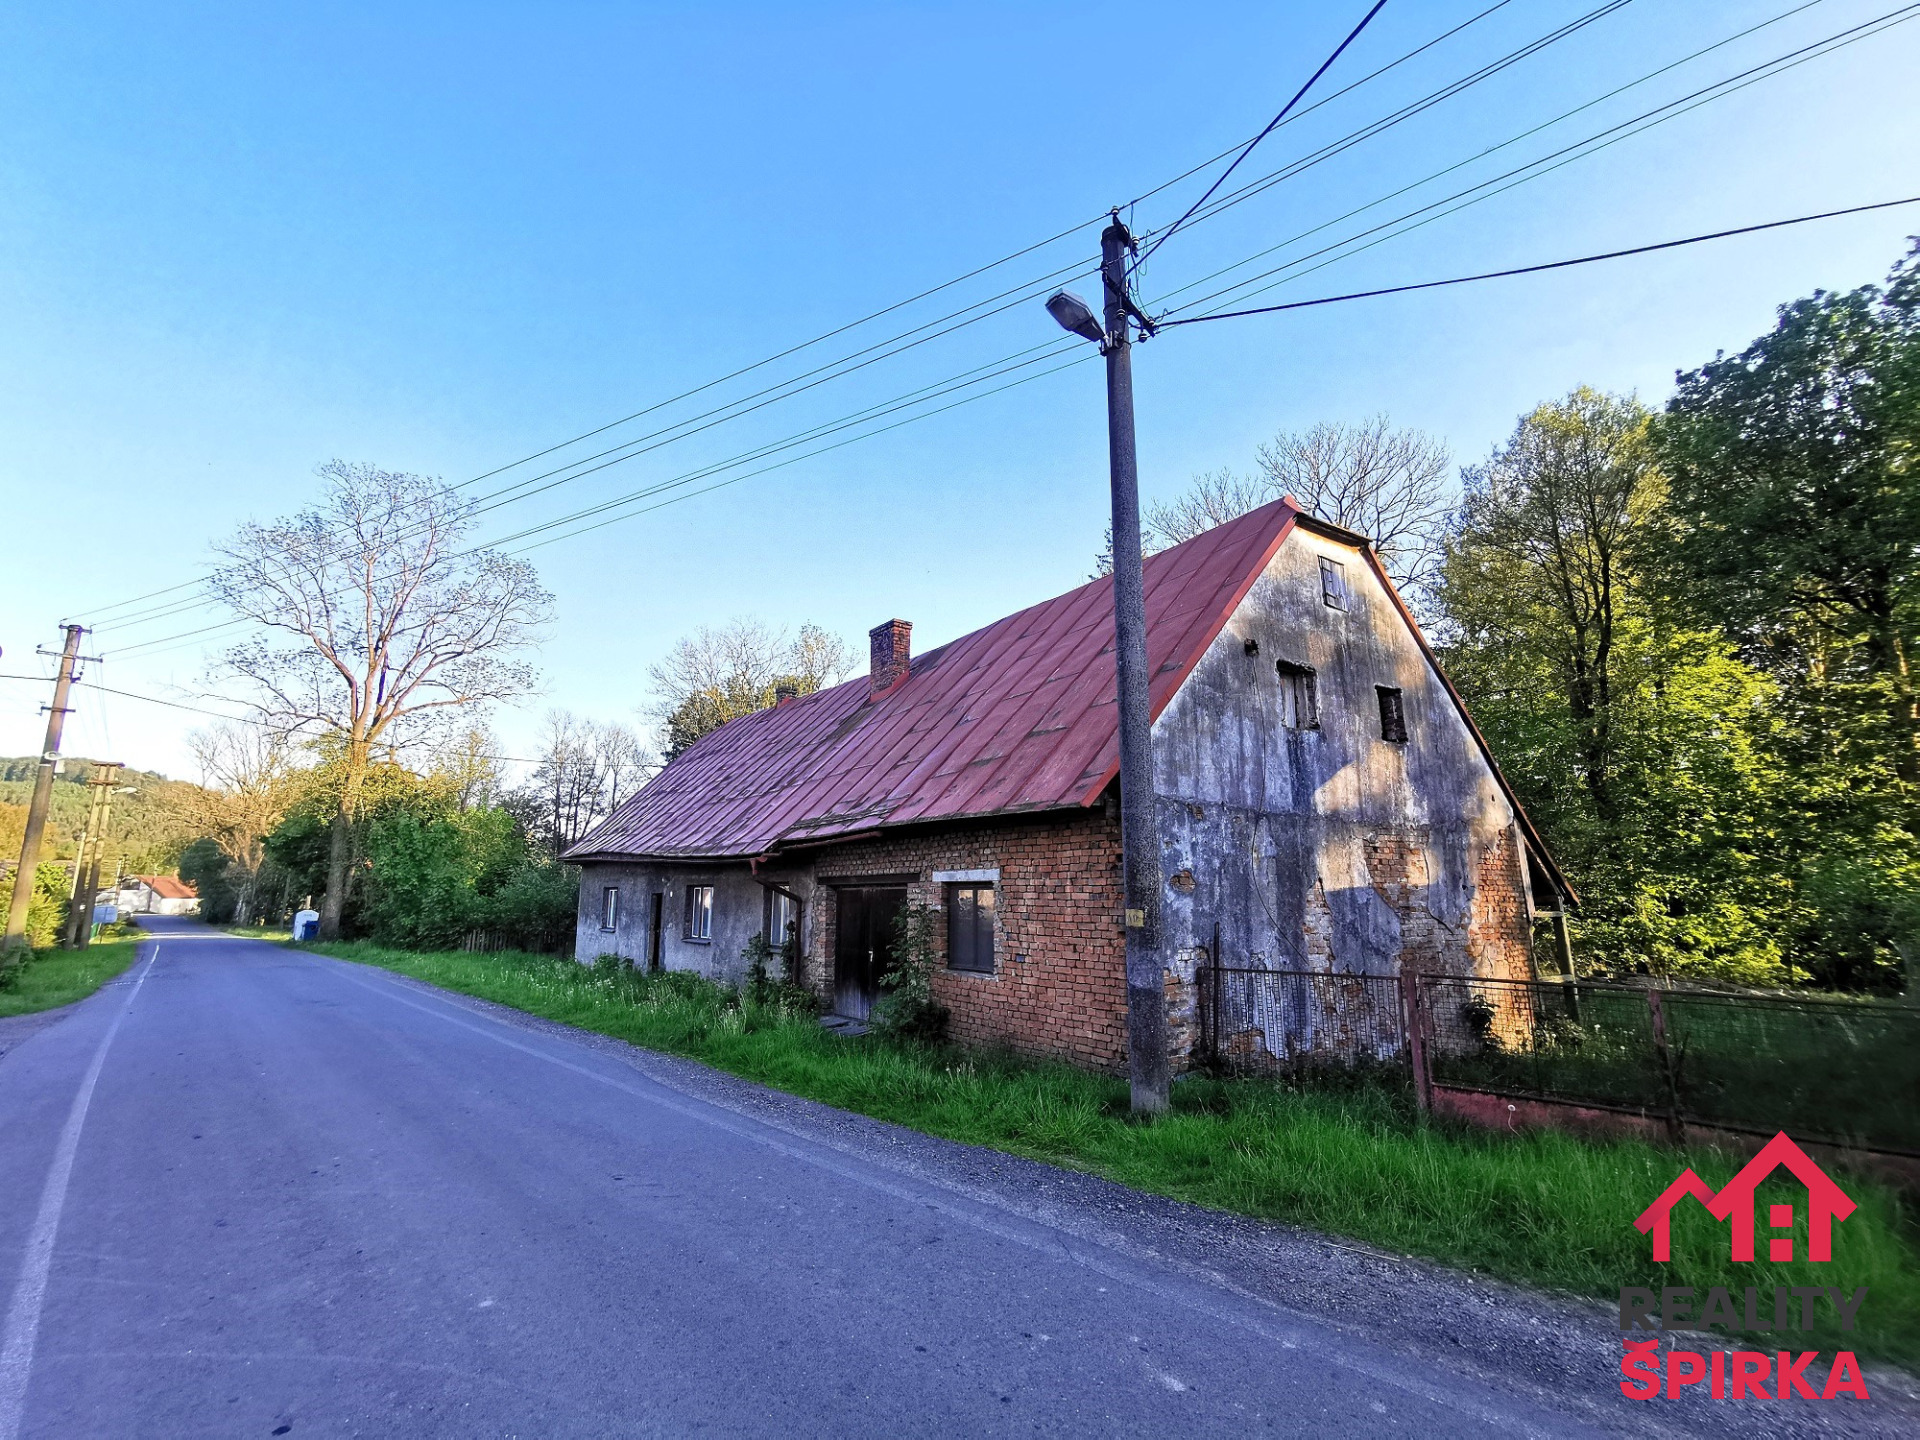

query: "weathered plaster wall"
left=1152, top=528, right=1535, bottom=991
left=573, top=861, right=768, bottom=985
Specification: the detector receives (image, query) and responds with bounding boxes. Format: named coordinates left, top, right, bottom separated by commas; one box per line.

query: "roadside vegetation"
left=312, top=939, right=1920, bottom=1367
left=0, top=938, right=143, bottom=1018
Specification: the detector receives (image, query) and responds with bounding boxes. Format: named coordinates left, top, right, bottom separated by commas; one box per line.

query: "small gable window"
left=685, top=884, right=715, bottom=941
left=1276, top=660, right=1318, bottom=730
left=1319, top=556, right=1348, bottom=611
left=947, top=883, right=996, bottom=973
left=1377, top=686, right=1408, bottom=744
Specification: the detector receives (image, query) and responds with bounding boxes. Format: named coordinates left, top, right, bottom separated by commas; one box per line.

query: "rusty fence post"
left=1645, top=988, right=1684, bottom=1145
left=1207, top=921, right=1222, bottom=1071
left=1400, top=970, right=1431, bottom=1116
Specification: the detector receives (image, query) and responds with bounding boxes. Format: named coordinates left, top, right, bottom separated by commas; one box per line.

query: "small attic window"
left=1319, top=556, right=1348, bottom=610
left=1377, top=685, right=1408, bottom=744
left=1276, top=660, right=1318, bottom=730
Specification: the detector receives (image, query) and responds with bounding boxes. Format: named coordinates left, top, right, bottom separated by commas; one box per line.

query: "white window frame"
left=686, top=884, right=715, bottom=942
left=600, top=885, right=620, bottom=932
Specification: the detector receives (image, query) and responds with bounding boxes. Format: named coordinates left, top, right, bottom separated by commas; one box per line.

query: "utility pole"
left=3, top=624, right=86, bottom=959
left=1100, top=215, right=1170, bottom=1115
left=63, top=766, right=112, bottom=948
left=64, top=763, right=124, bottom=949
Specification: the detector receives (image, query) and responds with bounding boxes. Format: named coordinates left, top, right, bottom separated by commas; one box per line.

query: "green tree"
left=211, top=460, right=552, bottom=940
left=1657, top=242, right=1920, bottom=783
left=1654, top=243, right=1920, bottom=988
left=1439, top=389, right=1797, bottom=983
left=177, top=838, right=238, bottom=924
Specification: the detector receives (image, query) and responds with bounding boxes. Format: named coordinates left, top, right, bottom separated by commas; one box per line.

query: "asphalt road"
left=0, top=921, right=1908, bottom=1438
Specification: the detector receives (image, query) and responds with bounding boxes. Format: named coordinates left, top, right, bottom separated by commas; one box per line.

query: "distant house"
left=120, top=874, right=200, bottom=916
left=565, top=499, right=1571, bottom=1072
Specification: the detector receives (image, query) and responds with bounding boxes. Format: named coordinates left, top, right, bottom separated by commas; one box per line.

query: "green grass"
left=0, top=939, right=143, bottom=1018
left=310, top=939, right=1920, bottom=1368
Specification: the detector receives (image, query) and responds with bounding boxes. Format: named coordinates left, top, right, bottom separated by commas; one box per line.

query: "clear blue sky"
left=3, top=0, right=1916, bottom=780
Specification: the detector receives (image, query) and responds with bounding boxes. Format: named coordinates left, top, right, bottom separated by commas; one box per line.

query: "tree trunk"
left=318, top=805, right=352, bottom=940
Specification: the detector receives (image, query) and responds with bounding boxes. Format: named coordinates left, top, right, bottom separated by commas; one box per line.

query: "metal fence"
left=1194, top=961, right=1920, bottom=1158
left=461, top=927, right=572, bottom=956
left=1416, top=974, right=1920, bottom=1157
left=1198, top=965, right=1407, bottom=1078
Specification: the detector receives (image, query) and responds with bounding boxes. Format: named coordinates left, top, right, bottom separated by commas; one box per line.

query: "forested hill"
left=0, top=757, right=209, bottom=875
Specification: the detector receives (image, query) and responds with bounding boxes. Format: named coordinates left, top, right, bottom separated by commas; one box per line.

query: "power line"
left=92, top=3, right=1891, bottom=656
left=1134, top=0, right=1393, bottom=270
left=1153, top=196, right=1920, bottom=328
left=0, top=673, right=542, bottom=763
left=69, top=0, right=1539, bottom=629
left=89, top=0, right=1635, bottom=640
left=104, top=344, right=1097, bottom=659
left=1151, top=1, right=1916, bottom=323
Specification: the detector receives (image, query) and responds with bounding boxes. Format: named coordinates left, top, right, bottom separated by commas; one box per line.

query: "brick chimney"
left=773, top=681, right=797, bottom=706
left=868, top=619, right=912, bottom=697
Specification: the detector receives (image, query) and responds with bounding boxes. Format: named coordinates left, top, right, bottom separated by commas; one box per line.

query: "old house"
left=565, top=498, right=1570, bottom=1072
left=119, top=874, right=200, bottom=917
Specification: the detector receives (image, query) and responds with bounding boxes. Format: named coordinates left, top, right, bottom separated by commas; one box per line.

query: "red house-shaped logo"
left=1634, top=1133, right=1855, bottom=1263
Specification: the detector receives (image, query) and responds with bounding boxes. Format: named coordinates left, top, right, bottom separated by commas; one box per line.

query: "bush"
left=0, top=862, right=70, bottom=956
left=870, top=902, right=948, bottom=1044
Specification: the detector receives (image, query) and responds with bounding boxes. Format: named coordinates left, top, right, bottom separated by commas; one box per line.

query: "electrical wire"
left=1153, top=196, right=1920, bottom=327
left=0, top=673, right=541, bottom=762
left=104, top=342, right=1092, bottom=659
left=1133, top=0, right=1394, bottom=270
left=67, top=0, right=1544, bottom=629
left=93, top=1, right=1889, bottom=654
left=1150, top=2, right=1917, bottom=322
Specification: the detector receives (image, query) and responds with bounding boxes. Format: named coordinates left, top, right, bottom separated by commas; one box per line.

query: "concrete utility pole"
left=3, top=624, right=86, bottom=959
left=64, top=763, right=124, bottom=950
left=1100, top=215, right=1170, bottom=1115
left=63, top=765, right=112, bottom=948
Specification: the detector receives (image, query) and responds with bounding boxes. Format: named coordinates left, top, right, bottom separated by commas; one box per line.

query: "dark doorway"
left=833, top=886, right=906, bottom=1021
left=647, top=893, right=664, bottom=972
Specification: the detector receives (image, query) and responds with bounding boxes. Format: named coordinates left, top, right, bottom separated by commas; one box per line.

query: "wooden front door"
left=834, top=886, right=906, bottom=1021
left=647, top=893, right=664, bottom=972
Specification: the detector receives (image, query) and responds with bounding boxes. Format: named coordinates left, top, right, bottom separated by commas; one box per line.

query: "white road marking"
left=0, top=944, right=159, bottom=1440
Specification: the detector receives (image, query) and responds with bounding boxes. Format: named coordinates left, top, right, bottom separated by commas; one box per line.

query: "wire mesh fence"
left=1198, top=965, right=1407, bottom=1079
left=1416, top=974, right=1920, bottom=1157
left=1193, top=960, right=1920, bottom=1157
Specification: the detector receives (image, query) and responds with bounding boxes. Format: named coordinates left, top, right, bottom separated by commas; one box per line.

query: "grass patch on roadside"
left=0, top=939, right=143, bottom=1018
left=312, top=939, right=1920, bottom=1367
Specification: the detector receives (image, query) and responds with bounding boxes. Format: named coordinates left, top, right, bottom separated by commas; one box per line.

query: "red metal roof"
left=138, top=875, right=197, bottom=899
left=567, top=498, right=1305, bottom=861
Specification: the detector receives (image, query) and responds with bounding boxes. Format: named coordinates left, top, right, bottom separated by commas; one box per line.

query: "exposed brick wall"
left=778, top=810, right=1133, bottom=1071
left=1468, top=826, right=1534, bottom=980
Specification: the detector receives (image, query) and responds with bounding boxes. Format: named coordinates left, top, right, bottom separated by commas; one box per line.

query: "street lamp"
left=1048, top=216, right=1169, bottom=1115
left=1045, top=290, right=1106, bottom=346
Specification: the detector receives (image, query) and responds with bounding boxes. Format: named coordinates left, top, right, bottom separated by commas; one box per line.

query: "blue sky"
left=3, top=0, right=1917, bottom=781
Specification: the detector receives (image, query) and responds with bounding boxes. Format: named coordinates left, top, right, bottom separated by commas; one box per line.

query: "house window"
left=1377, top=685, right=1408, bottom=743
left=1319, top=556, right=1348, bottom=610
left=1276, top=659, right=1318, bottom=730
left=600, top=886, right=620, bottom=932
left=947, top=883, right=996, bottom=973
left=685, top=884, right=714, bottom=941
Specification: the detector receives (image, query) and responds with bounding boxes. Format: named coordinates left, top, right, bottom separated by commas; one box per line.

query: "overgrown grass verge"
left=0, top=940, right=143, bottom=1018
left=311, top=939, right=1920, bottom=1368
